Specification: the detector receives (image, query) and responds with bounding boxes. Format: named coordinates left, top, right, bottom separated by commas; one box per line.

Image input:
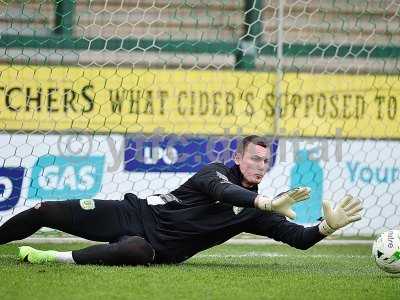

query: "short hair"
left=236, top=135, right=269, bottom=154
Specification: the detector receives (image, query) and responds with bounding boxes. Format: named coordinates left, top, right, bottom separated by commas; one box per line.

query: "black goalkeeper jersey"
left=125, top=163, right=325, bottom=264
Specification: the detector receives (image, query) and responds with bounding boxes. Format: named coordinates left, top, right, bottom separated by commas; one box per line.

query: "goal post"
left=0, top=0, right=399, bottom=237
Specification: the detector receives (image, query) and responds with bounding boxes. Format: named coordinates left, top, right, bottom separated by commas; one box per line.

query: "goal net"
left=0, top=0, right=399, bottom=237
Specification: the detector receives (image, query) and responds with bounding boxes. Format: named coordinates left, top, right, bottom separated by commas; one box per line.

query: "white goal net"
left=0, top=0, right=399, bottom=237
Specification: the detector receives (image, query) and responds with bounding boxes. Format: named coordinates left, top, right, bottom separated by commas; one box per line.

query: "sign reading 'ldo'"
left=124, top=135, right=278, bottom=172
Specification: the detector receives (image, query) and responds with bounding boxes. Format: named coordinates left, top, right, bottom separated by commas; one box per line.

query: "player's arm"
left=245, top=213, right=325, bottom=250
left=190, top=164, right=310, bottom=218
left=246, top=195, right=363, bottom=250
left=189, top=163, right=259, bottom=207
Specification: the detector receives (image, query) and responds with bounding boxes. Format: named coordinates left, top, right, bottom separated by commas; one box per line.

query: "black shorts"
left=64, top=193, right=145, bottom=243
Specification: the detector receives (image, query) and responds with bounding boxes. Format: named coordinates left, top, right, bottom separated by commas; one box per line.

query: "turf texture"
left=0, top=243, right=398, bottom=300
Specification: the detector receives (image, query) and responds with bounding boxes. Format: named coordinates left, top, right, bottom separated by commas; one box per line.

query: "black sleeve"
left=189, top=163, right=258, bottom=207
left=245, top=213, right=326, bottom=250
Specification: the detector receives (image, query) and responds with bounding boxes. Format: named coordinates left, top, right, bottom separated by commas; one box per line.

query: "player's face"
left=235, top=143, right=271, bottom=187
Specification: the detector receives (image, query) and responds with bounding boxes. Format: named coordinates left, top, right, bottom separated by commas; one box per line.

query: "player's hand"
left=255, top=187, right=311, bottom=220
left=318, top=195, right=363, bottom=236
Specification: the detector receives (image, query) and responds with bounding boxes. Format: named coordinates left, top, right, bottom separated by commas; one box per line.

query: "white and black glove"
left=318, top=195, right=363, bottom=236
left=255, top=187, right=311, bottom=220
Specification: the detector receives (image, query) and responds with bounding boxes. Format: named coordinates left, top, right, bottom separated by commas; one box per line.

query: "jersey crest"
left=232, top=206, right=244, bottom=215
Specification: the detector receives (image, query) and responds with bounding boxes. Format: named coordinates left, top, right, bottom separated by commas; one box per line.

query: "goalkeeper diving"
left=0, top=135, right=363, bottom=266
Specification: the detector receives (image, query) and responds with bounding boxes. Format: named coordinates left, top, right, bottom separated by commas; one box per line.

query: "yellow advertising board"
left=279, top=73, right=400, bottom=139
left=0, top=65, right=274, bottom=135
left=0, top=64, right=399, bottom=138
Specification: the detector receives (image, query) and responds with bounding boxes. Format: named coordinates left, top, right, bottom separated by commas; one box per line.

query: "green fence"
left=0, top=0, right=399, bottom=71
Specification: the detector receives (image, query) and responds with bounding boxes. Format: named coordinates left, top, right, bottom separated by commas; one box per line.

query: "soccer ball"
left=372, top=229, right=400, bottom=274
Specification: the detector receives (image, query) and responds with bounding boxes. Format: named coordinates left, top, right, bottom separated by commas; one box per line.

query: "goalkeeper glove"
left=318, top=195, right=363, bottom=236
left=255, top=187, right=311, bottom=220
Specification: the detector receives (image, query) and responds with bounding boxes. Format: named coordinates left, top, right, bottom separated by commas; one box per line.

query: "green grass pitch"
left=0, top=243, right=398, bottom=300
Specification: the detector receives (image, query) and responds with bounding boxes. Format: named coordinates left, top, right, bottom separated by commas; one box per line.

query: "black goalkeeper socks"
left=72, top=236, right=155, bottom=266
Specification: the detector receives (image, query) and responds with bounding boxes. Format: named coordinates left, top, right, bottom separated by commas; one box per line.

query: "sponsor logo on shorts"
left=80, top=199, right=96, bottom=210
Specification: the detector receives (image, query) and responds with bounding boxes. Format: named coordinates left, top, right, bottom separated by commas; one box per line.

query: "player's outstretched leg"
left=0, top=199, right=132, bottom=244
left=0, top=202, right=69, bottom=244
left=18, top=236, right=155, bottom=266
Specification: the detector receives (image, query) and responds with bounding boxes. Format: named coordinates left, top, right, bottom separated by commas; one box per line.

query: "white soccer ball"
left=372, top=229, right=400, bottom=274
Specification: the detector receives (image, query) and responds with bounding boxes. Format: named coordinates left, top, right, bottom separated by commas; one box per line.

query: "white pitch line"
left=0, top=254, right=16, bottom=258
left=0, top=253, right=370, bottom=260
left=10, top=237, right=374, bottom=245
left=11, top=237, right=98, bottom=244
left=226, top=239, right=373, bottom=245
left=194, top=252, right=370, bottom=259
